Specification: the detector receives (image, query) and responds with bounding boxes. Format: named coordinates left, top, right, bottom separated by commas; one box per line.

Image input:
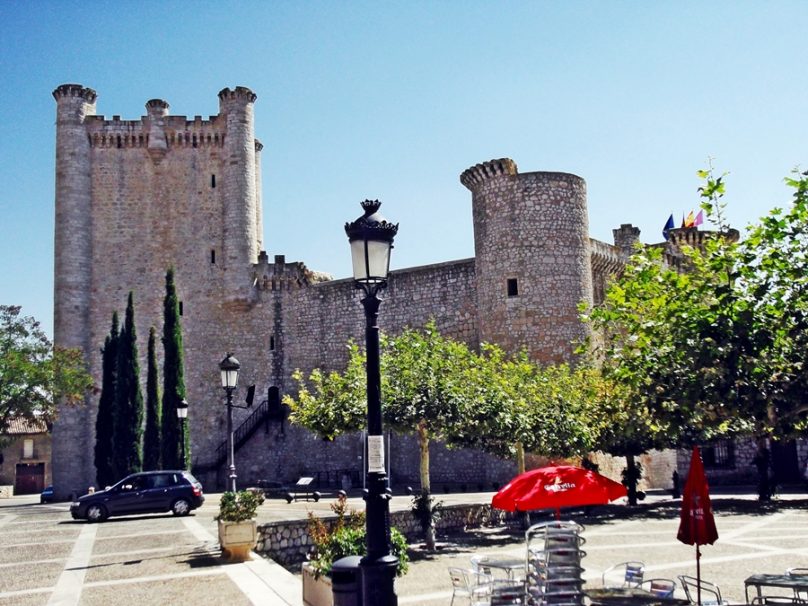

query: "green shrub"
left=307, top=494, right=409, bottom=577
left=216, top=490, right=265, bottom=522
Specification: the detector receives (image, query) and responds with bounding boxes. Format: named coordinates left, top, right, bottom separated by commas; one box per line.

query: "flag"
left=683, top=211, right=696, bottom=228
left=693, top=210, right=704, bottom=227
left=677, top=446, right=718, bottom=546
left=662, top=214, right=675, bottom=239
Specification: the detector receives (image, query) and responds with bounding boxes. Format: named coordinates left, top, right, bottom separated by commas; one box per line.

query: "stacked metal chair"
left=524, top=521, right=587, bottom=606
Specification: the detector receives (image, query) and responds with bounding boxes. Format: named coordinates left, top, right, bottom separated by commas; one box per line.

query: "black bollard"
left=671, top=470, right=680, bottom=499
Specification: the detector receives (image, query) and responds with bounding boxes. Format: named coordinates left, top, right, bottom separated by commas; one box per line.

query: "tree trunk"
left=625, top=454, right=639, bottom=506
left=417, top=420, right=436, bottom=550
left=516, top=441, right=526, bottom=474
left=753, top=437, right=772, bottom=502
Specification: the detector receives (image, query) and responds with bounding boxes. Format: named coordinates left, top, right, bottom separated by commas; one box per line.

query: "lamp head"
left=219, top=353, right=240, bottom=390
left=345, top=200, right=398, bottom=286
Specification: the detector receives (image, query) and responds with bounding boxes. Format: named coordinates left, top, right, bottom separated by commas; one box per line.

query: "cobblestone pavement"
left=1, top=487, right=807, bottom=605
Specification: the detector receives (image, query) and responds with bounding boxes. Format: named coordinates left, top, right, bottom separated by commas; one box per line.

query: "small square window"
left=507, top=278, right=519, bottom=297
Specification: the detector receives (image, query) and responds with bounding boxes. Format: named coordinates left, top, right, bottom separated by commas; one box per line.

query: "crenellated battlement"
left=85, top=114, right=226, bottom=149
left=53, top=84, right=97, bottom=103
left=218, top=86, right=257, bottom=104
left=253, top=252, right=331, bottom=292
left=460, top=158, right=518, bottom=189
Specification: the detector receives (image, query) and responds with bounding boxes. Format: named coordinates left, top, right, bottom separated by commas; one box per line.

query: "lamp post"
left=219, top=353, right=240, bottom=493
left=345, top=199, right=399, bottom=606
left=176, top=398, right=188, bottom=470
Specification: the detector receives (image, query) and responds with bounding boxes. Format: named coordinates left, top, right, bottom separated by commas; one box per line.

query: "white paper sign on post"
left=367, top=435, right=385, bottom=473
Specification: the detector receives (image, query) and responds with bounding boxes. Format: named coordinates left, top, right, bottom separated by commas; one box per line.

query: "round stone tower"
left=52, top=83, right=97, bottom=494
left=461, top=158, right=593, bottom=364
left=218, top=86, right=259, bottom=299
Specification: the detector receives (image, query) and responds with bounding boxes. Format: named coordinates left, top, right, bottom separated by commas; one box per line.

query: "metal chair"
left=602, top=561, right=645, bottom=588
left=449, top=567, right=493, bottom=606
left=491, top=579, right=526, bottom=605
left=641, top=578, right=677, bottom=598
left=471, top=555, right=492, bottom=575
left=787, top=568, right=808, bottom=602
left=751, top=597, right=802, bottom=605
left=678, top=575, right=729, bottom=605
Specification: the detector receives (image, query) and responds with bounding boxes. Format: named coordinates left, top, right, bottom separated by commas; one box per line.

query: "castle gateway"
left=52, top=84, right=647, bottom=497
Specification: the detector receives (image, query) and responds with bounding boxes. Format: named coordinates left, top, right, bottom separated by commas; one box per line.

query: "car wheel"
left=171, top=498, right=191, bottom=516
left=86, top=504, right=107, bottom=523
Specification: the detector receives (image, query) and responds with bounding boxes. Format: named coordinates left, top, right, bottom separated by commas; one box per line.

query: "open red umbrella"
left=492, top=465, right=627, bottom=518
left=677, top=446, right=718, bottom=605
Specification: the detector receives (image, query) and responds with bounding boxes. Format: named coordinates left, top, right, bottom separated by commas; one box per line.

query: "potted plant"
left=216, top=489, right=265, bottom=561
left=302, top=494, right=409, bottom=606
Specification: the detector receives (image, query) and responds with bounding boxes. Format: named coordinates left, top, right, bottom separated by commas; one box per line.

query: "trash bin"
left=331, top=555, right=363, bottom=606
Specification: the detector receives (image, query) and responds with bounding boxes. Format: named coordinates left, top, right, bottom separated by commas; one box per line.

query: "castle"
left=52, top=83, right=682, bottom=496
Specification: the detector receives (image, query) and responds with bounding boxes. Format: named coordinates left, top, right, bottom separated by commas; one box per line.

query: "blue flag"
left=663, top=214, right=674, bottom=239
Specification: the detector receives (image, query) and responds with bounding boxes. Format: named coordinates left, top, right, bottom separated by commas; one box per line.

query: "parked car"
left=40, top=485, right=55, bottom=503
left=70, top=470, right=204, bottom=522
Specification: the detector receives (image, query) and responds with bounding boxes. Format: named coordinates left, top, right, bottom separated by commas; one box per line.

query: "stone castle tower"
left=51, top=85, right=638, bottom=496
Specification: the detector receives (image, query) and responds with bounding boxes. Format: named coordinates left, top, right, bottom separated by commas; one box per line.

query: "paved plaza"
left=1, top=488, right=807, bottom=605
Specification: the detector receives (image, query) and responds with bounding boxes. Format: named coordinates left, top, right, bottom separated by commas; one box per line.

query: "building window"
left=702, top=441, right=735, bottom=469
left=210, top=249, right=216, bottom=264
left=23, top=439, right=34, bottom=459
left=269, top=335, right=275, bottom=351
left=211, top=174, right=216, bottom=188
left=507, top=278, right=519, bottom=297
left=179, top=301, right=183, bottom=316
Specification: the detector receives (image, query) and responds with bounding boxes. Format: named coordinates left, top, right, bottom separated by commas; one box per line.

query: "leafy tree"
left=161, top=268, right=187, bottom=470
left=0, top=305, right=92, bottom=449
left=113, top=292, right=143, bottom=476
left=582, top=168, right=808, bottom=501
left=143, top=327, right=161, bottom=471
left=94, top=312, right=119, bottom=487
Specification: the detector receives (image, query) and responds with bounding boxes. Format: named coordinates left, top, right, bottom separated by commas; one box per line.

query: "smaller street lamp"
left=176, top=398, right=189, bottom=470
left=219, top=353, right=241, bottom=493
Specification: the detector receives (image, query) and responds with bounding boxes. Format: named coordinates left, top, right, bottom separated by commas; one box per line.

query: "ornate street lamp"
left=345, top=199, right=399, bottom=606
left=219, top=353, right=240, bottom=493
left=176, top=398, right=189, bottom=470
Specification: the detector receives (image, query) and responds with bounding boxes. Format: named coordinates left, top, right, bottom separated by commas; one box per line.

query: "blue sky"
left=1, top=1, right=806, bottom=337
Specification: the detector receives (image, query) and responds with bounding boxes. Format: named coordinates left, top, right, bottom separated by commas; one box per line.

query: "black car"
left=40, top=485, right=55, bottom=503
left=70, top=470, right=204, bottom=522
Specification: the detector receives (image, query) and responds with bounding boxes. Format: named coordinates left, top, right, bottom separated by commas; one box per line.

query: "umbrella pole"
left=696, top=544, right=702, bottom=606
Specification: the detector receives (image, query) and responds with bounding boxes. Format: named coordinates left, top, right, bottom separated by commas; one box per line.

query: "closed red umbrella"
left=492, top=465, right=627, bottom=518
left=677, top=446, right=718, bottom=605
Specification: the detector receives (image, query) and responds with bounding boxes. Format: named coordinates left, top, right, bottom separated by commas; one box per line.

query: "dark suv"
left=70, top=470, right=204, bottom=522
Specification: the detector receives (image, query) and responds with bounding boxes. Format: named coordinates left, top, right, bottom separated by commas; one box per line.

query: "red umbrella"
left=677, top=446, right=718, bottom=605
left=492, top=465, right=627, bottom=518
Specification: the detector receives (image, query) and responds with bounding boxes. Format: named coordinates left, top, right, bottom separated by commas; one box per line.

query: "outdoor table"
left=744, top=573, right=808, bottom=603
left=484, top=557, right=527, bottom=580
left=587, top=587, right=690, bottom=606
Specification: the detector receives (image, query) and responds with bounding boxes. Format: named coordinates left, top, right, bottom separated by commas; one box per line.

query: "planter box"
left=302, top=562, right=333, bottom=606
left=218, top=519, right=257, bottom=562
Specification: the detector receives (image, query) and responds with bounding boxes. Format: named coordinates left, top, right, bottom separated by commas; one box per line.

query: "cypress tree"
left=161, top=268, right=187, bottom=470
left=94, top=312, right=119, bottom=488
left=142, top=327, right=161, bottom=471
left=113, top=292, right=144, bottom=476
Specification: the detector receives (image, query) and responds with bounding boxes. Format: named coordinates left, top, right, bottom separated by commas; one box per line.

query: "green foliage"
left=582, top=167, right=808, bottom=465
left=0, top=305, right=92, bottom=449
left=216, top=490, right=265, bottom=522
left=143, top=327, right=162, bottom=471
left=113, top=292, right=143, bottom=476
left=161, top=268, right=187, bottom=470
left=306, top=494, right=408, bottom=578
left=94, top=313, right=119, bottom=487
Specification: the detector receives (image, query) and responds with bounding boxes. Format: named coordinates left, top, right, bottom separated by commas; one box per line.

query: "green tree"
left=161, top=268, right=187, bottom=470
left=583, top=168, right=808, bottom=501
left=113, top=292, right=143, bottom=476
left=0, top=305, right=92, bottom=449
left=94, top=312, right=119, bottom=487
left=143, top=327, right=161, bottom=471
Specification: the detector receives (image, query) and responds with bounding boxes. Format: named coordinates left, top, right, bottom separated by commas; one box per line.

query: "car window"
left=182, top=472, right=200, bottom=485
left=148, top=474, right=170, bottom=489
